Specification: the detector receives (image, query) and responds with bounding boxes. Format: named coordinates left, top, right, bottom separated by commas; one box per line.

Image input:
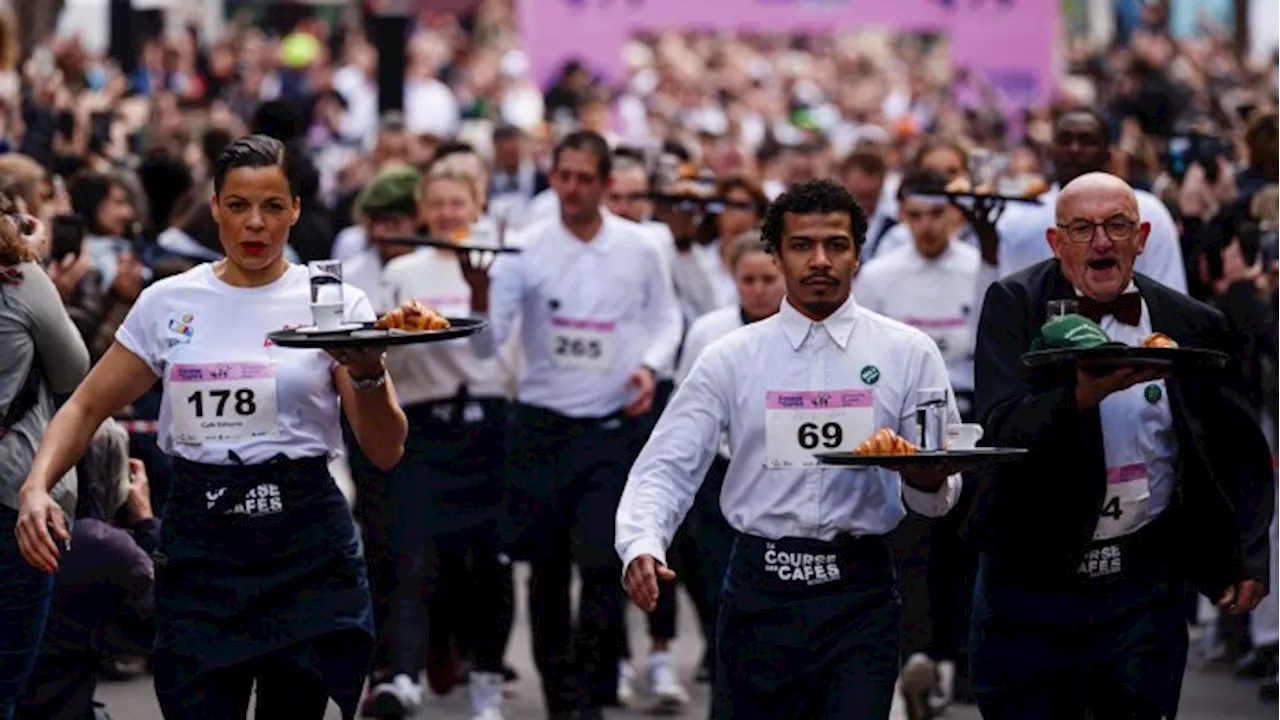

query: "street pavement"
left=92, top=563, right=1277, bottom=720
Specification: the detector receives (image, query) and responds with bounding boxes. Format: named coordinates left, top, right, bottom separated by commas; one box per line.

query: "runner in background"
left=673, top=229, right=785, bottom=695
left=603, top=149, right=691, bottom=711
left=368, top=161, right=519, bottom=720
left=462, top=130, right=682, bottom=720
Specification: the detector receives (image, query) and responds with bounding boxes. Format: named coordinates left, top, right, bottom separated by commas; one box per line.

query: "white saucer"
left=294, top=323, right=365, bottom=335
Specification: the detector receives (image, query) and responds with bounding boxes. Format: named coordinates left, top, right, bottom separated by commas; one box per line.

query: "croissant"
left=1142, top=332, right=1178, bottom=349
left=1023, top=178, right=1050, bottom=198
left=375, top=299, right=452, bottom=331
left=853, top=428, right=918, bottom=456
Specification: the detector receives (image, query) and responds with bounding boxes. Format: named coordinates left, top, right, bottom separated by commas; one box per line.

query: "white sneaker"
left=899, top=653, right=937, bottom=720
left=618, top=660, right=639, bottom=707
left=649, top=652, right=690, bottom=710
left=929, top=659, right=955, bottom=711
left=369, top=674, right=423, bottom=719
left=469, top=671, right=505, bottom=719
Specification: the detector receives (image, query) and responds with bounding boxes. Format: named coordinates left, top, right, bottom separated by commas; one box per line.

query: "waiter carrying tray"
left=616, top=179, right=963, bottom=720
left=968, top=172, right=1274, bottom=718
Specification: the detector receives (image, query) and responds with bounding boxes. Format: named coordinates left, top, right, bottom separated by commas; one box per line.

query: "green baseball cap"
left=355, top=166, right=421, bottom=219
left=1033, top=314, right=1125, bottom=351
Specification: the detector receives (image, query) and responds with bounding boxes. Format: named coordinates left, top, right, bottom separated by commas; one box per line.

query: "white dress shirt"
left=677, top=305, right=752, bottom=460
left=380, top=250, right=521, bottom=407
left=1090, top=283, right=1178, bottom=540
left=616, top=294, right=963, bottom=571
left=676, top=306, right=745, bottom=386
left=341, top=247, right=392, bottom=310
left=471, top=214, right=683, bottom=419
left=855, top=241, right=980, bottom=394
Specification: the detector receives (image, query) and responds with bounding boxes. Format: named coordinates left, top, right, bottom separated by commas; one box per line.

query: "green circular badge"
left=860, top=365, right=880, bottom=385
left=1144, top=384, right=1162, bottom=404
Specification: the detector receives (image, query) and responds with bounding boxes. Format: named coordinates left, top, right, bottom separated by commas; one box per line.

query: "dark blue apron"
left=152, top=454, right=374, bottom=717
left=714, top=533, right=900, bottom=720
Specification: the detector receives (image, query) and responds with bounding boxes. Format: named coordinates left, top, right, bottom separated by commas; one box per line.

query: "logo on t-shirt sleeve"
left=166, top=313, right=195, bottom=346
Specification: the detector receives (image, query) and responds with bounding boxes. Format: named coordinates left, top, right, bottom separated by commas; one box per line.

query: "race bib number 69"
left=170, top=363, right=280, bottom=445
left=764, top=390, right=875, bottom=468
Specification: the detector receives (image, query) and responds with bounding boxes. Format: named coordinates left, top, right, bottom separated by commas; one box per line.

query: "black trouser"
left=160, top=630, right=367, bottom=719
left=388, top=528, right=513, bottom=677
left=682, top=455, right=735, bottom=675
left=501, top=403, right=632, bottom=715
left=345, top=419, right=395, bottom=682
left=890, top=390, right=978, bottom=666
left=888, top=510, right=934, bottom=661
left=389, top=399, right=514, bottom=680
left=618, top=380, right=681, bottom=657
left=971, top=553, right=1189, bottom=719
left=714, top=533, right=900, bottom=720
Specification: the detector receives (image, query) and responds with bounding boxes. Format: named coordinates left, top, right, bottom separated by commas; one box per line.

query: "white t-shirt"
left=854, top=241, right=980, bottom=394
left=115, top=263, right=375, bottom=465
left=380, top=250, right=521, bottom=406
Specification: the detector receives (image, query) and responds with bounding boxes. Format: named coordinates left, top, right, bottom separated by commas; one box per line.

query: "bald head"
left=1048, top=171, right=1149, bottom=302
left=1056, top=172, right=1138, bottom=223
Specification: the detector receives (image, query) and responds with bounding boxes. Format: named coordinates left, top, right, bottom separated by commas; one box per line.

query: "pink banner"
left=520, top=0, right=1059, bottom=106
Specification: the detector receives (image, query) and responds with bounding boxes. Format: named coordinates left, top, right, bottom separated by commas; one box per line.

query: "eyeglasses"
left=1055, top=216, right=1139, bottom=244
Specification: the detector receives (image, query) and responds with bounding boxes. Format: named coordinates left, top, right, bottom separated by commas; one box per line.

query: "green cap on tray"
left=1033, top=314, right=1125, bottom=351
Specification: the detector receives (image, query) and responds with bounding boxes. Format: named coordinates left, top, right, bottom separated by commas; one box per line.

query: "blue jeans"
left=0, top=504, right=55, bottom=719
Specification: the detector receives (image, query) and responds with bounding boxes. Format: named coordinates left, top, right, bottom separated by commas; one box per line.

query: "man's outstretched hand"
left=624, top=554, right=677, bottom=613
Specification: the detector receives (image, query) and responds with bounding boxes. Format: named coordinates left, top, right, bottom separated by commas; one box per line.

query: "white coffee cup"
left=310, top=301, right=345, bottom=331
left=946, top=423, right=984, bottom=450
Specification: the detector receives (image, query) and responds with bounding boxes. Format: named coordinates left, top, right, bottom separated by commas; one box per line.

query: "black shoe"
left=1261, top=678, right=1278, bottom=703
left=1236, top=644, right=1279, bottom=679
left=502, top=663, right=519, bottom=683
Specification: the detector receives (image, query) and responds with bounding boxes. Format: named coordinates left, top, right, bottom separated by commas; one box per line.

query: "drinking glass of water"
left=1046, top=299, right=1079, bottom=320
left=308, top=260, right=345, bottom=330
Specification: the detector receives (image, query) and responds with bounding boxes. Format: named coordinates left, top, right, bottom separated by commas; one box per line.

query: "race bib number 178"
left=764, top=390, right=875, bottom=468
left=170, top=363, right=280, bottom=445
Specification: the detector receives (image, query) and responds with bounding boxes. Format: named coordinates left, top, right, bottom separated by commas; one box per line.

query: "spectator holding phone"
left=0, top=190, right=90, bottom=717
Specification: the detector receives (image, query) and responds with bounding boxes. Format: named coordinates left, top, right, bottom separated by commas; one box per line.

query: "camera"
left=1166, top=132, right=1232, bottom=183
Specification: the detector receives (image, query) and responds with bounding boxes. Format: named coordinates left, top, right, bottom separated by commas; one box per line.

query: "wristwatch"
left=349, top=369, right=387, bottom=393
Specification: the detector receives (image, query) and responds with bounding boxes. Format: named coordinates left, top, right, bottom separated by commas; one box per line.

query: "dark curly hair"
left=761, top=179, right=868, bottom=255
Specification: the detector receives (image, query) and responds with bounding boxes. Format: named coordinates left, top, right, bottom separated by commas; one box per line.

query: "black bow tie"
left=1077, top=292, right=1142, bottom=326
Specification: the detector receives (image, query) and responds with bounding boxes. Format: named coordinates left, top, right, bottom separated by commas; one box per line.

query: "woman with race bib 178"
left=13, top=134, right=408, bottom=719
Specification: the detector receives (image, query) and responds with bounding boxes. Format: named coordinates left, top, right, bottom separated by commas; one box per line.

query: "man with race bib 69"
left=617, top=179, right=962, bottom=720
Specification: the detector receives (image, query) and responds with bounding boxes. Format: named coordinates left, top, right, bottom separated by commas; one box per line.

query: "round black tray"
left=267, top=317, right=486, bottom=349
left=381, top=235, right=521, bottom=253
left=907, top=190, right=1044, bottom=206
left=814, top=448, right=1028, bottom=474
left=1021, top=346, right=1228, bottom=372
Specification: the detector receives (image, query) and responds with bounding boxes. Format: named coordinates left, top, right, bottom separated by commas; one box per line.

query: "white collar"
left=778, top=293, right=859, bottom=350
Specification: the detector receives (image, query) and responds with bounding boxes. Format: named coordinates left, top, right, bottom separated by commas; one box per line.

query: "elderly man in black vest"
left=968, top=172, right=1273, bottom=718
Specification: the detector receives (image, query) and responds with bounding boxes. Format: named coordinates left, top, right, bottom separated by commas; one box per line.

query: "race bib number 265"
left=549, top=317, right=614, bottom=371
left=764, top=390, right=874, bottom=468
